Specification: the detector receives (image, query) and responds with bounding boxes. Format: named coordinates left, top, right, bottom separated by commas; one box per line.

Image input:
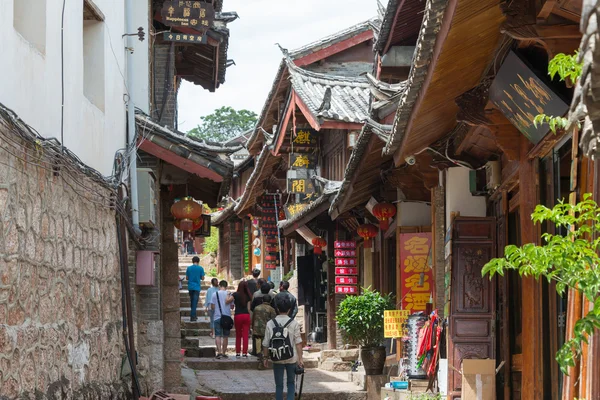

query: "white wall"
left=131, top=0, right=150, bottom=113
left=445, top=167, right=487, bottom=226
left=0, top=0, right=129, bottom=176
left=398, top=202, right=431, bottom=227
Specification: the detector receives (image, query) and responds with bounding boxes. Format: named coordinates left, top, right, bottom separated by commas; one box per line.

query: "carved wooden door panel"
left=448, top=217, right=497, bottom=399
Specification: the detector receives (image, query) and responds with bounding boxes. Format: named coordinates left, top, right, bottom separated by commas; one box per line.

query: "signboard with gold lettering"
left=163, top=32, right=207, bottom=44
left=289, top=153, right=317, bottom=170
left=399, top=233, right=433, bottom=312
left=287, top=178, right=317, bottom=194
left=292, top=129, right=318, bottom=147
left=384, top=310, right=410, bottom=338
left=161, top=1, right=214, bottom=31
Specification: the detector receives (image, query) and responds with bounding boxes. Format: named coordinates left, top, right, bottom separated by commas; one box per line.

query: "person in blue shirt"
left=204, top=278, right=219, bottom=338
left=186, top=256, right=205, bottom=322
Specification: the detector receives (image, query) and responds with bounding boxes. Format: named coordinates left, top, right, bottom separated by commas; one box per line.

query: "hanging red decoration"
left=357, top=224, right=378, bottom=249
left=312, top=237, right=327, bottom=255
left=171, top=197, right=203, bottom=221
left=372, top=202, right=397, bottom=230
left=174, top=216, right=203, bottom=233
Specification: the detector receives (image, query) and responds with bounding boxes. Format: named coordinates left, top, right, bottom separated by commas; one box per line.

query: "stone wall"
left=0, top=129, right=127, bottom=398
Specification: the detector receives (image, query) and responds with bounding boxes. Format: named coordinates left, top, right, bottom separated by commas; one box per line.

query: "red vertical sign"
left=399, top=233, right=433, bottom=312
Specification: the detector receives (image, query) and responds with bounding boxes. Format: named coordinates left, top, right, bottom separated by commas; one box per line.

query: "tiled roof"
left=278, top=190, right=338, bottom=233
left=383, top=0, right=451, bottom=156
left=289, top=18, right=381, bottom=60
left=212, top=202, right=236, bottom=226
left=374, top=0, right=402, bottom=52
left=287, top=62, right=371, bottom=124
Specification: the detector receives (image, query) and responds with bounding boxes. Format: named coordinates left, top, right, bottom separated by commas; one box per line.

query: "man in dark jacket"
left=247, top=268, right=261, bottom=296
left=274, top=280, right=298, bottom=319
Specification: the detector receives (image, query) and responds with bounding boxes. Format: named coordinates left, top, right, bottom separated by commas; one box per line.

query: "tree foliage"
left=187, top=106, right=258, bottom=142
left=482, top=195, right=600, bottom=374
left=336, top=287, right=395, bottom=348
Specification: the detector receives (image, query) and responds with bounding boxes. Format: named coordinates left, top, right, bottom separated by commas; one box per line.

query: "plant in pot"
left=336, top=287, right=395, bottom=375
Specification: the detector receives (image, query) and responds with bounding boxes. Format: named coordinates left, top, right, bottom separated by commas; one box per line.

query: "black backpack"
left=268, top=318, right=294, bottom=362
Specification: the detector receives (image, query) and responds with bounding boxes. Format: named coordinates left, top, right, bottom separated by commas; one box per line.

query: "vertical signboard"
left=243, top=223, right=250, bottom=274
left=399, top=233, right=433, bottom=312
left=334, top=240, right=358, bottom=295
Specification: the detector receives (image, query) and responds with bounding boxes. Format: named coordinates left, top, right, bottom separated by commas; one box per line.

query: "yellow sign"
left=384, top=310, right=410, bottom=338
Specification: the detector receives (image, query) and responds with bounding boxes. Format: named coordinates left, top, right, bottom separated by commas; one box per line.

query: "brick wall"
left=0, top=127, right=128, bottom=398
left=152, top=43, right=176, bottom=129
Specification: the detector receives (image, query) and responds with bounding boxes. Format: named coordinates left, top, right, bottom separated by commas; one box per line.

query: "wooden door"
left=448, top=217, right=497, bottom=399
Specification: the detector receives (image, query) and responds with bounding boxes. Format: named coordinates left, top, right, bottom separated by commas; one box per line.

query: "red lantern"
left=174, top=217, right=203, bottom=233
left=312, top=237, right=327, bottom=255
left=171, top=197, right=203, bottom=221
left=357, top=224, right=378, bottom=249
left=372, top=202, right=396, bottom=231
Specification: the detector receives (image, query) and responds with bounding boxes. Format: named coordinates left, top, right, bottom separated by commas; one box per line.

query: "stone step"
left=180, top=308, right=238, bottom=318
left=185, top=357, right=318, bottom=370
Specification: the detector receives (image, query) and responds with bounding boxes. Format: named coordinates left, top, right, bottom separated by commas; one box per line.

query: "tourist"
left=252, top=295, right=276, bottom=362
left=230, top=280, right=252, bottom=357
left=185, top=256, right=205, bottom=322
left=274, top=281, right=298, bottom=319
left=263, top=296, right=304, bottom=400
left=247, top=268, right=261, bottom=296
left=205, top=278, right=219, bottom=338
left=251, top=282, right=275, bottom=311
left=211, top=280, right=233, bottom=359
left=252, top=278, right=266, bottom=299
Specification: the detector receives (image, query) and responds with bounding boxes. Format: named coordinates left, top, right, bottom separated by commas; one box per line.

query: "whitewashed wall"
left=0, top=0, right=130, bottom=177
left=131, top=0, right=150, bottom=114
left=398, top=202, right=431, bottom=227
left=445, top=167, right=487, bottom=226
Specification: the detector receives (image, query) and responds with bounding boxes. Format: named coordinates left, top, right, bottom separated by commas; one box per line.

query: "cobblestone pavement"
left=193, top=368, right=367, bottom=400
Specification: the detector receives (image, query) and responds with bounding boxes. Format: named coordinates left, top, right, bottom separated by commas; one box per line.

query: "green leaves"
left=533, top=114, right=570, bottom=134
left=187, top=106, right=258, bottom=142
left=336, top=287, right=395, bottom=348
left=548, top=52, right=583, bottom=83
left=482, top=194, right=600, bottom=375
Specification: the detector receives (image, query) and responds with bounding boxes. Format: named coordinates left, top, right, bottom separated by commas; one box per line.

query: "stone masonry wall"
left=0, top=129, right=127, bottom=399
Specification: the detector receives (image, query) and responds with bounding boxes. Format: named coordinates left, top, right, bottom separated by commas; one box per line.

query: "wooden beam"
left=320, top=121, right=364, bottom=130
left=294, top=30, right=374, bottom=67
left=293, top=92, right=321, bottom=131
left=488, top=124, right=522, bottom=161
left=537, top=0, right=558, bottom=19
left=273, top=92, right=295, bottom=156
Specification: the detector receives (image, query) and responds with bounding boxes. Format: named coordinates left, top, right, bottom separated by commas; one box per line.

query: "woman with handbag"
left=231, top=280, right=253, bottom=357
left=210, top=280, right=234, bottom=359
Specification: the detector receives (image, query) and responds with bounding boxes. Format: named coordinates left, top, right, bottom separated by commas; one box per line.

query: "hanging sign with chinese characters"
left=163, top=32, right=207, bottom=44
left=335, top=267, right=358, bottom=276
left=384, top=310, right=410, bottom=338
left=335, top=286, right=358, bottom=295
left=334, top=249, right=356, bottom=257
left=399, top=233, right=433, bottom=312
left=335, top=258, right=357, bottom=266
left=284, top=203, right=310, bottom=219
left=287, top=178, right=317, bottom=194
left=289, top=153, right=317, bottom=170
left=292, top=129, right=318, bottom=148
left=334, top=241, right=356, bottom=249
left=161, top=1, right=215, bottom=31
left=335, top=276, right=358, bottom=285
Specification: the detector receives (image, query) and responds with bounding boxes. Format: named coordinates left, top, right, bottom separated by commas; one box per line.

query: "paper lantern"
left=357, top=224, right=378, bottom=249
left=171, top=197, right=203, bottom=221
left=372, top=202, right=396, bottom=230
left=312, top=237, right=327, bottom=255
left=174, top=216, right=203, bottom=233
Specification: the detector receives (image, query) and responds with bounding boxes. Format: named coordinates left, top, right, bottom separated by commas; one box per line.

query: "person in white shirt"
left=262, top=296, right=304, bottom=400
left=211, top=280, right=233, bottom=359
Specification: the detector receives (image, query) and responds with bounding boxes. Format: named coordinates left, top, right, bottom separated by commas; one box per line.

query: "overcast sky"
left=177, top=0, right=382, bottom=132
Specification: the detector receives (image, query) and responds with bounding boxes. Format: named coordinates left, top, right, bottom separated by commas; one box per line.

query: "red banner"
left=335, top=258, right=356, bottom=266
left=334, top=249, right=357, bottom=257
left=334, top=240, right=356, bottom=249
left=335, top=267, right=358, bottom=276
left=399, top=233, right=433, bottom=312
left=335, top=286, right=358, bottom=294
left=335, top=276, right=358, bottom=285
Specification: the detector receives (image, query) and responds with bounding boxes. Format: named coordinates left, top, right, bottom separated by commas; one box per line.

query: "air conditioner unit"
left=137, top=169, right=156, bottom=227
left=485, top=161, right=501, bottom=192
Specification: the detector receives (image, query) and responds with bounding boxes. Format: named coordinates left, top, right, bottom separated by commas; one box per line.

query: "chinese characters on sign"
left=335, top=267, right=358, bottom=275
left=383, top=310, right=410, bottom=338
left=335, top=241, right=358, bottom=295
left=335, top=286, right=358, bottom=294
left=399, top=233, right=433, bottom=312
left=334, top=249, right=356, bottom=257
left=335, top=258, right=357, bottom=266
left=284, top=203, right=309, bottom=219
left=161, top=1, right=215, bottom=31
left=293, top=129, right=318, bottom=147
left=163, top=32, right=207, bottom=43
left=334, top=241, right=357, bottom=249
left=287, top=179, right=318, bottom=194
left=289, top=153, right=317, bottom=170
left=335, top=276, right=358, bottom=285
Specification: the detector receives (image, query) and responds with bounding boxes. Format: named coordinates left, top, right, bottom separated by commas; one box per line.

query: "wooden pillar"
left=519, top=140, right=544, bottom=399
left=590, top=160, right=600, bottom=400
left=431, top=185, right=445, bottom=316
left=364, top=245, right=374, bottom=289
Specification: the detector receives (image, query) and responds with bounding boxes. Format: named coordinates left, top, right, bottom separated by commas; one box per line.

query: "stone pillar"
left=161, top=191, right=182, bottom=390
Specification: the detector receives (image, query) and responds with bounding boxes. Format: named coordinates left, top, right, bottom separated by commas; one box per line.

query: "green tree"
left=482, top=195, right=600, bottom=374
left=187, top=106, right=258, bottom=142
left=202, top=226, right=219, bottom=255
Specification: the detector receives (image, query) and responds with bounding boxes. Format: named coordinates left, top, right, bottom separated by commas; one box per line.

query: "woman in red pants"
left=232, top=280, right=252, bottom=357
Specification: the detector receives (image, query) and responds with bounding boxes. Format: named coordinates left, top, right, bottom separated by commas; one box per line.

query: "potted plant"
left=336, top=287, right=395, bottom=375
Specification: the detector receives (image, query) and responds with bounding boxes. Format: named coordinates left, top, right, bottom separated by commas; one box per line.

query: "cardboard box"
left=461, top=359, right=496, bottom=400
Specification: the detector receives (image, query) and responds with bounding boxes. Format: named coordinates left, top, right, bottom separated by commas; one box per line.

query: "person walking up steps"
left=211, top=280, right=233, bottom=359
left=263, top=296, right=304, bottom=400
left=274, top=280, right=298, bottom=319
left=231, top=280, right=252, bottom=357
left=186, top=256, right=205, bottom=322
left=205, top=278, right=219, bottom=338
left=252, top=295, right=276, bottom=367
left=247, top=268, right=261, bottom=296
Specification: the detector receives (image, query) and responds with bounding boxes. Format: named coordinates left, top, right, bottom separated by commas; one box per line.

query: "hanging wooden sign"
left=292, top=128, right=318, bottom=146
left=335, top=286, right=358, bottom=295
left=163, top=32, right=207, bottom=43
left=334, top=249, right=357, bottom=257
left=289, top=153, right=317, bottom=170
left=335, top=258, right=357, bottom=266
left=334, top=240, right=357, bottom=249
left=335, top=267, right=358, bottom=276
left=335, top=276, right=358, bottom=285
left=161, top=0, right=214, bottom=31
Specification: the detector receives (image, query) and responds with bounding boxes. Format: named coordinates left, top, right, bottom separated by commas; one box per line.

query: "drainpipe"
left=125, top=0, right=140, bottom=232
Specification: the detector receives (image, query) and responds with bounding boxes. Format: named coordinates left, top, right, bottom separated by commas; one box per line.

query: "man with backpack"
left=262, top=296, right=304, bottom=400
